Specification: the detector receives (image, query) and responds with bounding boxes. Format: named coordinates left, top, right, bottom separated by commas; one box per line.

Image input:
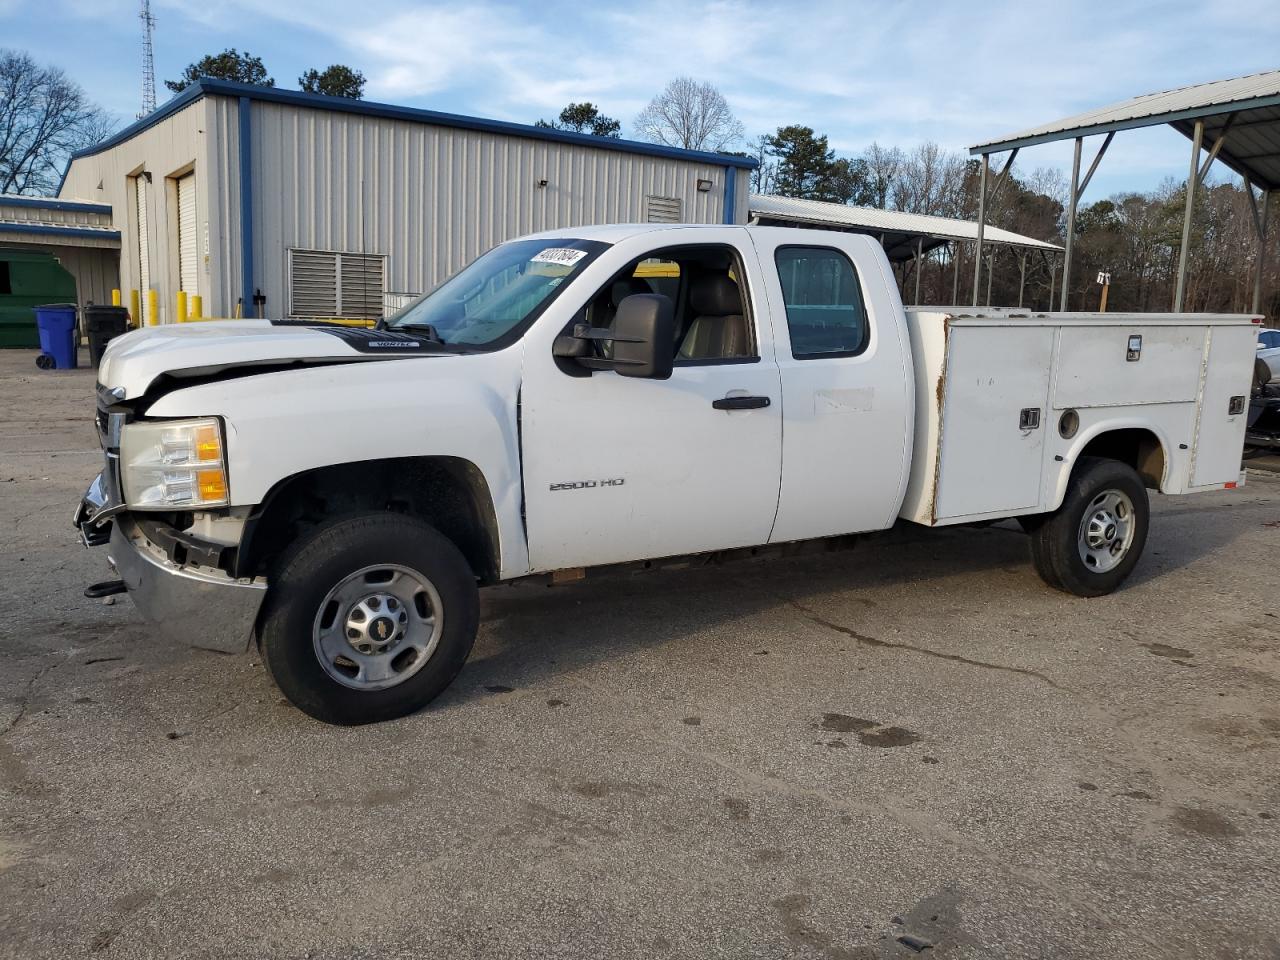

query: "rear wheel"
left=259, top=513, right=479, bottom=725
left=1028, top=457, right=1149, bottom=597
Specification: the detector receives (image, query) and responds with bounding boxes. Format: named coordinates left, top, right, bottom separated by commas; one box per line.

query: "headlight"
left=120, top=417, right=229, bottom=509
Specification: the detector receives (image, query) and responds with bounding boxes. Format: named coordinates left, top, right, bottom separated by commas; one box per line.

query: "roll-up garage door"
left=135, top=175, right=151, bottom=311
left=176, top=173, right=198, bottom=297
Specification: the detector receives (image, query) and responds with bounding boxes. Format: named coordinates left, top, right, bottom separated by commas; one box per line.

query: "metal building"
left=57, top=79, right=755, bottom=325
left=0, top=195, right=120, bottom=313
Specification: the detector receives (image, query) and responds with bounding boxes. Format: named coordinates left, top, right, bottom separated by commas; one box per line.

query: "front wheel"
left=1027, top=457, right=1150, bottom=597
left=259, top=514, right=479, bottom=725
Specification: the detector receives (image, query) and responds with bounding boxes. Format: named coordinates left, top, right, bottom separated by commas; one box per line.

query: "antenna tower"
left=139, top=0, right=156, bottom=117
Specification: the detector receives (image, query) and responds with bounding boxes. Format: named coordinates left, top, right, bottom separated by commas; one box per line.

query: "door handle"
left=712, top=395, right=771, bottom=410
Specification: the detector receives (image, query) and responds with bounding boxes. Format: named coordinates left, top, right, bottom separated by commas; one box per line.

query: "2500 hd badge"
left=549, top=478, right=625, bottom=491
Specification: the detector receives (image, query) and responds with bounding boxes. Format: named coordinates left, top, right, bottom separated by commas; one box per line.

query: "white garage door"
left=176, top=172, right=198, bottom=298
left=135, top=175, right=151, bottom=317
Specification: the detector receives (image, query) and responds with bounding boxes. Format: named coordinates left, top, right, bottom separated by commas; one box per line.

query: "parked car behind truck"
left=75, top=225, right=1260, bottom=724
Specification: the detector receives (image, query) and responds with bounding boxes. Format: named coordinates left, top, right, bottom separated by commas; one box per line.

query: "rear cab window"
left=774, top=246, right=870, bottom=359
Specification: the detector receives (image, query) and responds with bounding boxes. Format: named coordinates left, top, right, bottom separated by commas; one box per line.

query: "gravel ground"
left=1, top=347, right=1278, bottom=960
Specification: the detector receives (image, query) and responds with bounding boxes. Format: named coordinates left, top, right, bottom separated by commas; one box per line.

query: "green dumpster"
left=0, top=250, right=78, bottom=348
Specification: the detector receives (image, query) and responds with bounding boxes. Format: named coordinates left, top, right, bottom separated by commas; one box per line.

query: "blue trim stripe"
left=238, top=97, right=254, bottom=313
left=722, top=165, right=737, bottom=225
left=0, top=223, right=120, bottom=241
left=62, top=78, right=757, bottom=173
left=0, top=195, right=111, bottom=214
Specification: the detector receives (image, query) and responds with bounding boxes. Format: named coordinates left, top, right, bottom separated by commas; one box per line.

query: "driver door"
left=520, top=231, right=783, bottom=572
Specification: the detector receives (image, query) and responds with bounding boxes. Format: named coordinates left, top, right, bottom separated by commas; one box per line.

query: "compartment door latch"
left=1019, top=407, right=1041, bottom=430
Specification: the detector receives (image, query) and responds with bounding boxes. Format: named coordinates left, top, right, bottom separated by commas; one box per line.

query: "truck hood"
left=98, top=320, right=440, bottom=400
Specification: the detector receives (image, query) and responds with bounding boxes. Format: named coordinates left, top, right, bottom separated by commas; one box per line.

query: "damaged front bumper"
left=76, top=472, right=266, bottom=654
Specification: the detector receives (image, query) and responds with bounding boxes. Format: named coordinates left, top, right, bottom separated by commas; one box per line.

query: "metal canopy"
left=967, top=70, right=1280, bottom=314
left=748, top=193, right=1060, bottom=261
left=749, top=193, right=1061, bottom=307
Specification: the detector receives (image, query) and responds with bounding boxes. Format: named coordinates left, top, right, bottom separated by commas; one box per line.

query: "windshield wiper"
left=392, top=322, right=445, bottom=343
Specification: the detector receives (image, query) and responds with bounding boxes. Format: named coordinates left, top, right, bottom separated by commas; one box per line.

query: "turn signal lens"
left=195, top=424, right=222, bottom=462
left=197, top=468, right=228, bottom=502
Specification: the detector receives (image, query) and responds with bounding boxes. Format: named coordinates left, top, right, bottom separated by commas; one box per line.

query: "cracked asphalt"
left=2, top=347, right=1280, bottom=959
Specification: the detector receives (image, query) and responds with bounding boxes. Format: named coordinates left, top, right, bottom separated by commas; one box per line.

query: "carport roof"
left=969, top=69, right=1280, bottom=191
left=748, top=193, right=1060, bottom=261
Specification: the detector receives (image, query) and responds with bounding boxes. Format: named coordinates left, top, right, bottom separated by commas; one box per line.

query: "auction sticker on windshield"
left=531, top=248, right=589, bottom=266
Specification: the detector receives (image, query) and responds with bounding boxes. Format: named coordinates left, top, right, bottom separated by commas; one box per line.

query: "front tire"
left=1028, top=457, right=1149, bottom=597
left=259, top=514, right=479, bottom=725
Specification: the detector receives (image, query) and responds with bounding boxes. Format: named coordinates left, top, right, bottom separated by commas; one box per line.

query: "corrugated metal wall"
left=244, top=98, right=742, bottom=309
left=61, top=94, right=754, bottom=321
left=60, top=101, right=213, bottom=322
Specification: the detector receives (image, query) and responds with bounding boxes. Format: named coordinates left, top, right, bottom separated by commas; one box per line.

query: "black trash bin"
left=84, top=305, right=131, bottom=367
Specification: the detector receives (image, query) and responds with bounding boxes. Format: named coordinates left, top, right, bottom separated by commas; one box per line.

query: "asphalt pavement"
left=2, top=347, right=1278, bottom=960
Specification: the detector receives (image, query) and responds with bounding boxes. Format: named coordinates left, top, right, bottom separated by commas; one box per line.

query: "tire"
left=258, top=513, right=479, bottom=725
left=1028, top=457, right=1149, bottom=598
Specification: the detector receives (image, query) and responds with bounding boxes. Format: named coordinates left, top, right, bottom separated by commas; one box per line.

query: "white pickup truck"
left=75, top=224, right=1260, bottom=724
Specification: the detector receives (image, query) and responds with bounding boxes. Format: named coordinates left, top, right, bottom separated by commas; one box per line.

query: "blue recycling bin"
left=34, top=303, right=78, bottom=370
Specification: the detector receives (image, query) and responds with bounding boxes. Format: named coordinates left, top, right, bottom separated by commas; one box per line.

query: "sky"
left=3, top=0, right=1278, bottom=199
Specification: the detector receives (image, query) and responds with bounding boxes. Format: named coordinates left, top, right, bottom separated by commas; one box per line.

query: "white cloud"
left=10, top=0, right=1278, bottom=196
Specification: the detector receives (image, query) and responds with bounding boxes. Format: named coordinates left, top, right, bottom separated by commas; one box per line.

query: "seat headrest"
left=689, top=274, right=742, bottom=316
left=611, top=277, right=652, bottom=308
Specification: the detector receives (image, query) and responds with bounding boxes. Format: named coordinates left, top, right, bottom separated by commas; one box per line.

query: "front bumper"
left=77, top=475, right=266, bottom=654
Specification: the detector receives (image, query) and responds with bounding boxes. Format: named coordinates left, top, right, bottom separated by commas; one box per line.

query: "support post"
left=986, top=248, right=996, bottom=306
left=1018, top=252, right=1027, bottom=308
left=1047, top=253, right=1057, bottom=310
left=1061, top=137, right=1083, bottom=311
left=913, top=237, right=923, bottom=305
left=951, top=242, right=960, bottom=304
left=972, top=154, right=989, bottom=306
left=1247, top=183, right=1272, bottom=316
left=1173, top=119, right=1204, bottom=312
left=1254, top=190, right=1271, bottom=316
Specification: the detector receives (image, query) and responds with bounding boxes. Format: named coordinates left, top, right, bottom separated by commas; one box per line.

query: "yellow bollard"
left=189, top=294, right=203, bottom=320
left=129, top=289, right=141, bottom=328
left=146, top=289, right=159, bottom=327
left=176, top=290, right=188, bottom=324
left=111, top=289, right=122, bottom=307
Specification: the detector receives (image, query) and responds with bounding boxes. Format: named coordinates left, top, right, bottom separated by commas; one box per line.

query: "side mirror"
left=552, top=293, right=674, bottom=379
left=610, top=294, right=674, bottom=379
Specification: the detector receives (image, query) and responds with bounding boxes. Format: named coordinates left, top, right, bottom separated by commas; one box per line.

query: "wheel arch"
left=235, top=456, right=502, bottom=585
left=1050, top=422, right=1171, bottom=511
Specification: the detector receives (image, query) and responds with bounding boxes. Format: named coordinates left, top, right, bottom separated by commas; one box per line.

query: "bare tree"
left=634, top=77, right=744, bottom=152
left=0, top=50, right=113, bottom=195
left=748, top=134, right=777, bottom=194
left=861, top=142, right=903, bottom=209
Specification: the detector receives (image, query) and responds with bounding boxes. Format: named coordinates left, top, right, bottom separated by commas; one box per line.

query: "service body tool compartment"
left=899, top=310, right=1259, bottom=527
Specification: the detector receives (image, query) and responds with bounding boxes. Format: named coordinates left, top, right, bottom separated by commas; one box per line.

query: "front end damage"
left=75, top=405, right=266, bottom=655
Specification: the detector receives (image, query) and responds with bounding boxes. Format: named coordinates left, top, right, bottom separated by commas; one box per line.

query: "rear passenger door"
left=750, top=231, right=914, bottom=542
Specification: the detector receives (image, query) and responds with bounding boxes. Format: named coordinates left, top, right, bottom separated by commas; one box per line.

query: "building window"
left=645, top=195, right=682, bottom=223
left=288, top=249, right=386, bottom=319
left=774, top=246, right=870, bottom=359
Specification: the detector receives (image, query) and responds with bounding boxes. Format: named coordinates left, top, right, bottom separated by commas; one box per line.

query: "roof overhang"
left=970, top=69, right=1280, bottom=191
left=748, top=194, right=1060, bottom=261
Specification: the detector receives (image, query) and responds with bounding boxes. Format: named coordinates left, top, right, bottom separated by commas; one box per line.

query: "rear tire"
left=1028, top=457, right=1149, bottom=597
left=259, top=513, right=479, bottom=725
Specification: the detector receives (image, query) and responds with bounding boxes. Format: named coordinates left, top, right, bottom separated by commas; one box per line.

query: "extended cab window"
left=775, top=246, right=869, bottom=359
left=580, top=245, right=756, bottom=365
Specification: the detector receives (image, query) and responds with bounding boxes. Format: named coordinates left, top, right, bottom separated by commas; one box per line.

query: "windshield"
left=384, top=238, right=607, bottom=348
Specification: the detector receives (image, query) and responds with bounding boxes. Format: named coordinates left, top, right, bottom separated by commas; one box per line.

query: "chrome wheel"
left=312, top=564, right=444, bottom=691
left=1076, top=489, right=1136, bottom=574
